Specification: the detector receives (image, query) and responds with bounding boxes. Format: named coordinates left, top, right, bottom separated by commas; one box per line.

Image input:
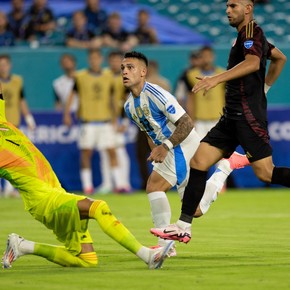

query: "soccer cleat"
left=150, top=224, right=191, bottom=244
left=227, top=151, right=250, bottom=170
left=148, top=240, right=175, bottom=269
left=150, top=243, right=177, bottom=257
left=2, top=233, right=25, bottom=269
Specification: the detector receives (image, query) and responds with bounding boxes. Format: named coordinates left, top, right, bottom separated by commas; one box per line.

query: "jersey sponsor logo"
left=167, top=105, right=176, bottom=114
left=244, top=40, right=254, bottom=49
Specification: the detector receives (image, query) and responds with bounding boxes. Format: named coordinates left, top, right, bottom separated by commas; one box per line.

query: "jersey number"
left=140, top=118, right=154, bottom=132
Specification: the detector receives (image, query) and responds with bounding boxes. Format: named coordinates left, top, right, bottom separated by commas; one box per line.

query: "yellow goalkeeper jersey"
left=0, top=98, right=63, bottom=211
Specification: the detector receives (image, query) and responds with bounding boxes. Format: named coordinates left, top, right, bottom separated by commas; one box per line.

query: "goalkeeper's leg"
left=2, top=233, right=98, bottom=268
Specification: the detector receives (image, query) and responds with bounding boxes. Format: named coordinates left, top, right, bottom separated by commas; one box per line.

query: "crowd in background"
left=0, top=0, right=159, bottom=49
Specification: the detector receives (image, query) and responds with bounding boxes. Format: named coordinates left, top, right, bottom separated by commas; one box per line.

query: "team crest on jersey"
left=166, top=105, right=176, bottom=114
left=136, top=107, right=143, bottom=118
left=132, top=114, right=138, bottom=122
left=142, top=104, right=150, bottom=116
left=244, top=40, right=253, bottom=49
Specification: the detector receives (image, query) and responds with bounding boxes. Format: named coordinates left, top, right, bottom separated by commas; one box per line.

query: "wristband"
left=25, top=114, right=36, bottom=129
left=163, top=139, right=173, bottom=150
left=264, top=83, right=271, bottom=94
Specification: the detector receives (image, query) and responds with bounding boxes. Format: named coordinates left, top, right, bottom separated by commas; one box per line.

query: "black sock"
left=180, top=168, right=208, bottom=223
left=271, top=166, right=290, bottom=187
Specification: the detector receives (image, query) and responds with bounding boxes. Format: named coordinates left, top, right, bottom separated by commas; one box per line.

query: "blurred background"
left=0, top=0, right=289, bottom=192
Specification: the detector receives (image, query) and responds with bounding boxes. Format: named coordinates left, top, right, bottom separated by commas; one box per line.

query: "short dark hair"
left=124, top=51, right=148, bottom=67
left=88, top=48, right=102, bottom=56
left=108, top=50, right=123, bottom=59
left=199, top=46, right=213, bottom=53
left=0, top=54, right=11, bottom=62
left=60, top=53, right=76, bottom=63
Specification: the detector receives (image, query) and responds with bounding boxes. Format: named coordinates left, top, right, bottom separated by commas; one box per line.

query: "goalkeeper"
left=0, top=85, right=173, bottom=270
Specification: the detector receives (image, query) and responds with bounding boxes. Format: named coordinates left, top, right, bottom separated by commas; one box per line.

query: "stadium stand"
left=1, top=0, right=289, bottom=45
left=1, top=0, right=210, bottom=46
left=137, top=0, right=290, bottom=44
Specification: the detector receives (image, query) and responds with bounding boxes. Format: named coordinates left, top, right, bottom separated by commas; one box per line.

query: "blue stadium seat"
left=136, top=0, right=289, bottom=44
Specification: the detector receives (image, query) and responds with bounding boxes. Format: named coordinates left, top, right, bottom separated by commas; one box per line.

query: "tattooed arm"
left=167, top=113, right=194, bottom=147
left=147, top=113, right=194, bottom=163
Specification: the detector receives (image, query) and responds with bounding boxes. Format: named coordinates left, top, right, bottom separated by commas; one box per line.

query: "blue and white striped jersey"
left=124, top=82, right=186, bottom=145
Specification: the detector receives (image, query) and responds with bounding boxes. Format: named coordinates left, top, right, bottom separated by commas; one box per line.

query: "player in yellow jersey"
left=64, top=48, right=121, bottom=195
left=0, top=84, right=173, bottom=270
left=97, top=50, right=132, bottom=193
left=186, top=46, right=225, bottom=138
left=0, top=54, right=36, bottom=197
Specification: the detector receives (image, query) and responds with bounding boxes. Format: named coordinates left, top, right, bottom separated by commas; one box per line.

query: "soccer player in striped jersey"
left=122, top=51, right=249, bottom=249
left=0, top=84, right=173, bottom=270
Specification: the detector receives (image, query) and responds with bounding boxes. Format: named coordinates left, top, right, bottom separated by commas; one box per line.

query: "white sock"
left=116, top=147, right=131, bottom=188
left=176, top=220, right=191, bottom=230
left=136, top=246, right=150, bottom=263
left=148, top=191, right=171, bottom=245
left=20, top=239, right=35, bottom=255
left=199, top=179, right=223, bottom=214
left=99, top=150, right=113, bottom=189
left=148, top=191, right=171, bottom=227
left=111, top=166, right=123, bottom=189
left=216, top=159, right=233, bottom=176
left=80, top=168, right=93, bottom=190
left=199, top=161, right=232, bottom=214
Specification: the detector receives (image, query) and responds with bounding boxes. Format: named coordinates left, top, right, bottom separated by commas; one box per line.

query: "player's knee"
left=255, top=169, right=272, bottom=183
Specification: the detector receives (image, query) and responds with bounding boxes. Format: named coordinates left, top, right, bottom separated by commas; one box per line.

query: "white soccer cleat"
left=148, top=240, right=174, bottom=269
left=150, top=223, right=192, bottom=244
left=150, top=242, right=177, bottom=257
left=2, top=233, right=25, bottom=269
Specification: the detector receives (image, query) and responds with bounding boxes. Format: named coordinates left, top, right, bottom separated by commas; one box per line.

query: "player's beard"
left=228, top=14, right=244, bottom=28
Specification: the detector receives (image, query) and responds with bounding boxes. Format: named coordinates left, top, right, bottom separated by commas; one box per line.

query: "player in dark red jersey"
left=151, top=0, right=289, bottom=243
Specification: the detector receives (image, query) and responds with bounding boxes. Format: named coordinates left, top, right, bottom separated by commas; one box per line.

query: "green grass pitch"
left=1, top=189, right=290, bottom=290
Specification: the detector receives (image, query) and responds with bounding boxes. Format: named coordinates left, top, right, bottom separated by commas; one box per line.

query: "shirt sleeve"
left=266, top=40, right=275, bottom=59
left=162, top=90, right=186, bottom=124
left=241, top=25, right=263, bottom=59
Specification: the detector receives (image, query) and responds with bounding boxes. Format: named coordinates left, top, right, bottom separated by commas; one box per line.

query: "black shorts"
left=202, top=115, right=272, bottom=162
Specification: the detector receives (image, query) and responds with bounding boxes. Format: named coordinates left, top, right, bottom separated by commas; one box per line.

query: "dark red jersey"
left=225, top=21, right=274, bottom=121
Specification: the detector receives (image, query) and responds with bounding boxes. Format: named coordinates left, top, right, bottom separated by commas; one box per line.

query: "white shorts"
left=195, top=120, right=219, bottom=139
left=78, top=122, right=116, bottom=150
left=115, top=131, right=126, bottom=147
left=153, top=128, right=201, bottom=199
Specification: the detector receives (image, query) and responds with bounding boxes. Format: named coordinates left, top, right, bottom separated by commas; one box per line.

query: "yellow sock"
left=34, top=243, right=98, bottom=267
left=89, top=200, right=142, bottom=254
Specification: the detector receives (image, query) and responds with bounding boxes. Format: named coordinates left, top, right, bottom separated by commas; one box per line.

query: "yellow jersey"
left=187, top=67, right=225, bottom=120
left=1, top=75, right=23, bottom=126
left=75, top=69, right=115, bottom=122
